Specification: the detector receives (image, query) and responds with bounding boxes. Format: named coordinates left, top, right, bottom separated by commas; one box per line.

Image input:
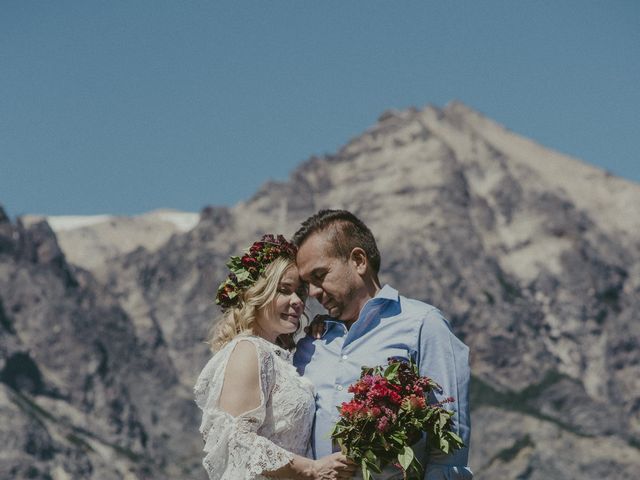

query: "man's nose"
left=308, top=283, right=323, bottom=299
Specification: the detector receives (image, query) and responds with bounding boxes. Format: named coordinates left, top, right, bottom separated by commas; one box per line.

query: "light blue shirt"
left=294, top=285, right=473, bottom=479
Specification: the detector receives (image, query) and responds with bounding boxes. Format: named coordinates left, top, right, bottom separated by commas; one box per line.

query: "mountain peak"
left=2, top=101, right=639, bottom=479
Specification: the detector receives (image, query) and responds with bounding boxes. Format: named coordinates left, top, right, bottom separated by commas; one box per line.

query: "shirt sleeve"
left=194, top=338, right=295, bottom=479
left=417, top=308, right=473, bottom=480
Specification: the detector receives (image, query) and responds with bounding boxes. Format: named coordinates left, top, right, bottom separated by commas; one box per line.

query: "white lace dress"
left=194, top=334, right=316, bottom=480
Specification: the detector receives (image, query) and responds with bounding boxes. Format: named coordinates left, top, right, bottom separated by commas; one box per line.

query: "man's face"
left=296, top=231, right=362, bottom=323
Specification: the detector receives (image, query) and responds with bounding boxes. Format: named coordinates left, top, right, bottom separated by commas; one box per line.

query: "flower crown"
left=215, top=234, right=298, bottom=311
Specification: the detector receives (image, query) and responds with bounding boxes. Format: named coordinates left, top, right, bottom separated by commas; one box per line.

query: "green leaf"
left=409, top=455, right=423, bottom=477
left=438, top=412, right=448, bottom=429
left=361, top=461, right=371, bottom=480
left=384, top=361, right=401, bottom=380
left=361, top=366, right=374, bottom=376
left=364, top=458, right=383, bottom=474
left=397, top=445, right=415, bottom=471
left=439, top=437, right=450, bottom=453
left=447, top=431, right=465, bottom=451
left=235, top=270, right=252, bottom=282
left=226, top=256, right=240, bottom=268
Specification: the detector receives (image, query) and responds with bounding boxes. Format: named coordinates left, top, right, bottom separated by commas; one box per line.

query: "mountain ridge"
left=2, top=100, right=638, bottom=479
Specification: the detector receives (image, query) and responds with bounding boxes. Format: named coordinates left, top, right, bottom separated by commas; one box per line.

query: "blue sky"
left=2, top=1, right=638, bottom=216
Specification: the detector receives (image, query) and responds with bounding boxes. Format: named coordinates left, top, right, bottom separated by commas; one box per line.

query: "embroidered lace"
left=194, top=334, right=315, bottom=479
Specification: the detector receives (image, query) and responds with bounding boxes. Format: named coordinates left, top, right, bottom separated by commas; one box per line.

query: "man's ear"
left=350, top=247, right=368, bottom=275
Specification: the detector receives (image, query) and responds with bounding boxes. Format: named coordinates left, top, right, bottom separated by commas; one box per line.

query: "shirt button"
left=342, top=355, right=348, bottom=360
left=336, top=385, right=343, bottom=391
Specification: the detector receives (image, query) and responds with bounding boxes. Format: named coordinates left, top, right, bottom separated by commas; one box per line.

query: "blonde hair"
left=208, top=256, right=298, bottom=351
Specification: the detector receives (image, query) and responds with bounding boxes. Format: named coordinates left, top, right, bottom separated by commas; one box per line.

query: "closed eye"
left=311, top=270, right=327, bottom=283
left=296, top=285, right=309, bottom=301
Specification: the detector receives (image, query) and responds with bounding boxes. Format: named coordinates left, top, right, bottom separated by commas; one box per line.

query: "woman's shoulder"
left=200, top=334, right=283, bottom=382
left=230, top=333, right=274, bottom=354
left=226, top=336, right=260, bottom=368
left=219, top=333, right=280, bottom=369
left=212, top=333, right=262, bottom=354
left=194, top=335, right=270, bottom=406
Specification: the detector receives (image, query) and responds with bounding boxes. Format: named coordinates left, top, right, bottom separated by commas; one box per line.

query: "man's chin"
left=332, top=308, right=358, bottom=324
left=326, top=306, right=341, bottom=318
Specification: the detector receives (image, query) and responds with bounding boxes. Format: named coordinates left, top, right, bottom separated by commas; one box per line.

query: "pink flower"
left=331, top=359, right=464, bottom=479
left=376, top=416, right=390, bottom=432
left=402, top=394, right=426, bottom=411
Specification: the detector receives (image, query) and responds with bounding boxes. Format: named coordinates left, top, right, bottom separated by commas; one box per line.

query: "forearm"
left=418, top=311, right=471, bottom=442
left=264, top=454, right=316, bottom=479
left=418, top=311, right=473, bottom=477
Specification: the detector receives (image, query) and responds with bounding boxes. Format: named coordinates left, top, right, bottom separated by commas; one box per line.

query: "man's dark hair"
left=293, top=209, right=381, bottom=274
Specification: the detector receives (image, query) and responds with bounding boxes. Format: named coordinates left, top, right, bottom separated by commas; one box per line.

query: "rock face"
left=20, top=209, right=200, bottom=273
left=1, top=102, right=639, bottom=479
left=0, top=211, right=203, bottom=479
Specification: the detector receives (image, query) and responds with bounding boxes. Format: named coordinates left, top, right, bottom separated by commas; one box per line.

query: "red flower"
left=249, top=242, right=264, bottom=254
left=331, top=359, right=463, bottom=480
left=366, top=377, right=403, bottom=405
left=216, top=234, right=297, bottom=311
left=340, top=400, right=365, bottom=419
left=241, top=255, right=258, bottom=268
left=348, top=379, right=370, bottom=396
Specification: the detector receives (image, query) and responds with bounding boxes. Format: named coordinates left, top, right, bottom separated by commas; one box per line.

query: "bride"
left=194, top=234, right=355, bottom=479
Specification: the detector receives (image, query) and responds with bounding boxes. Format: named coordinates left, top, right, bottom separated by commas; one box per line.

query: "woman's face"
left=254, top=265, right=306, bottom=343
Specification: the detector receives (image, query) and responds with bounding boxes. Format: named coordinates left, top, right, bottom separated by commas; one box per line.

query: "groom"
left=293, top=209, right=473, bottom=479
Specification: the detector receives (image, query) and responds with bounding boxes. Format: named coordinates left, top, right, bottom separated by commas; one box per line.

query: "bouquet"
left=331, top=359, right=464, bottom=480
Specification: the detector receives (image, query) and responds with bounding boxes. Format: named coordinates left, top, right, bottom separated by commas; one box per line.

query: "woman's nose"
left=291, top=292, right=303, bottom=307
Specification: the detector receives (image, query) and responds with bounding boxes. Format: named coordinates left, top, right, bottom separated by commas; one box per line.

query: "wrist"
left=294, top=456, right=317, bottom=479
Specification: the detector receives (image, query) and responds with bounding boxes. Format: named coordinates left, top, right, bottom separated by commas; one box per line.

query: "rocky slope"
left=20, top=210, right=199, bottom=273
left=0, top=211, right=206, bottom=479
left=1, top=101, right=639, bottom=479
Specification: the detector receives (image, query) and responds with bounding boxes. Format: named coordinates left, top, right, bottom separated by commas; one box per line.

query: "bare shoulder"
left=224, top=339, right=260, bottom=384
left=219, top=339, right=262, bottom=415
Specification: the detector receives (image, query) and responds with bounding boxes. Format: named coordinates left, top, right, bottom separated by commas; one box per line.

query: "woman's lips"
left=281, top=313, right=300, bottom=323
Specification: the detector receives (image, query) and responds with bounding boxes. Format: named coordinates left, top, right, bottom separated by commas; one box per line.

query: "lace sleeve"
left=194, top=337, right=295, bottom=479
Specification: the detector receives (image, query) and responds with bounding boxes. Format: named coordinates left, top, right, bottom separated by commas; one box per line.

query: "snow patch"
left=44, top=215, right=114, bottom=231
left=138, top=209, right=200, bottom=232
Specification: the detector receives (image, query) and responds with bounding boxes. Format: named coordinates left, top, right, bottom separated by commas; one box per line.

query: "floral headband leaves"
left=215, top=234, right=297, bottom=311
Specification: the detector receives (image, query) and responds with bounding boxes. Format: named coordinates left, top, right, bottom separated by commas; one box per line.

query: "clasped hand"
left=311, top=452, right=357, bottom=479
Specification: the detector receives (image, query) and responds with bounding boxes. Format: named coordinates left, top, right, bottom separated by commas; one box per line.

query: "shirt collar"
left=373, top=284, right=399, bottom=303
left=321, top=284, right=399, bottom=339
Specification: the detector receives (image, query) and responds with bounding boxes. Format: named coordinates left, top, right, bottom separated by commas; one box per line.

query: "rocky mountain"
left=0, top=211, right=204, bottom=479
left=20, top=210, right=199, bottom=273
left=1, top=101, right=639, bottom=479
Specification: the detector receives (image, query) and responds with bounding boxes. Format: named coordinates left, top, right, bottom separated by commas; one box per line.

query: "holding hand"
left=304, top=314, right=330, bottom=339
left=311, top=452, right=356, bottom=479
